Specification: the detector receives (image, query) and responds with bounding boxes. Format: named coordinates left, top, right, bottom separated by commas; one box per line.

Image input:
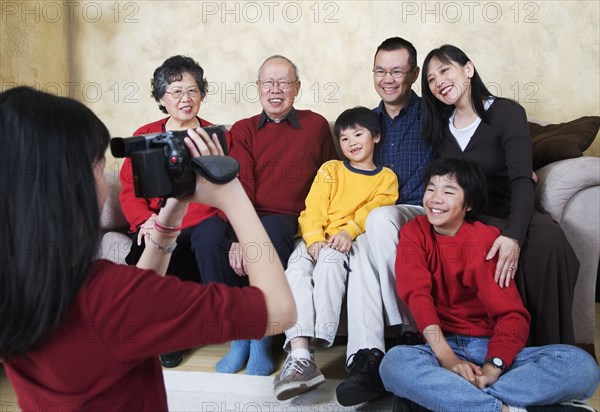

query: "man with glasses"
left=193, top=55, right=337, bottom=377
left=336, top=37, right=437, bottom=407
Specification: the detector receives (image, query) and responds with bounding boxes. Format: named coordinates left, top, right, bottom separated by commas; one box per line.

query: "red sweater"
left=4, top=260, right=267, bottom=410
left=119, top=117, right=228, bottom=232
left=395, top=216, right=530, bottom=367
left=229, top=109, right=337, bottom=216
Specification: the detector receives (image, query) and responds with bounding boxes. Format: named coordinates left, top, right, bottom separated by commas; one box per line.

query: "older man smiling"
left=192, top=55, right=338, bottom=376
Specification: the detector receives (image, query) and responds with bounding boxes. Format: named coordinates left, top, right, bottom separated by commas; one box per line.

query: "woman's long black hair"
left=421, top=45, right=493, bottom=152
left=0, top=87, right=110, bottom=358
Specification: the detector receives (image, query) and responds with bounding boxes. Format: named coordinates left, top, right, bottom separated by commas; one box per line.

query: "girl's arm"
left=137, top=127, right=296, bottom=335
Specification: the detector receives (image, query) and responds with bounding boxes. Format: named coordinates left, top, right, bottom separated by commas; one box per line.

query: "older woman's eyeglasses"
left=164, top=88, right=200, bottom=99
left=372, top=68, right=410, bottom=79
left=258, top=80, right=298, bottom=90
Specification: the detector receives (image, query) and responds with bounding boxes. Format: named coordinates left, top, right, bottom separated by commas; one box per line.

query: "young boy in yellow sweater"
left=273, top=106, right=398, bottom=400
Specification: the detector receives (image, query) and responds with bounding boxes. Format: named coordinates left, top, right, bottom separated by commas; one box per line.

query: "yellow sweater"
left=299, top=160, right=399, bottom=246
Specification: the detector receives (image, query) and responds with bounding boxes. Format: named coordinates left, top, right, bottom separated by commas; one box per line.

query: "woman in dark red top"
left=421, top=44, right=579, bottom=346
left=0, top=87, right=295, bottom=411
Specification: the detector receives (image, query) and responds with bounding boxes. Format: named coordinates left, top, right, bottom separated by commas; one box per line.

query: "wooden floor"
left=2, top=308, right=600, bottom=409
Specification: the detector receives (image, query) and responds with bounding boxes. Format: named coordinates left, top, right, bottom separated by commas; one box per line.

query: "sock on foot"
left=247, top=336, right=274, bottom=376
left=290, top=348, right=311, bottom=360
left=215, top=340, right=250, bottom=373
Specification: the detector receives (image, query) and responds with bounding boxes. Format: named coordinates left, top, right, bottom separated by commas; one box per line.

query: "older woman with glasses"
left=118, top=55, right=228, bottom=368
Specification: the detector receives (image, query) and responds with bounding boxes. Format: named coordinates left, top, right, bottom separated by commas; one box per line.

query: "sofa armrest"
left=535, top=157, right=600, bottom=223
left=99, top=231, right=132, bottom=264
left=98, top=170, right=131, bottom=264
left=535, top=156, right=600, bottom=345
left=100, top=170, right=128, bottom=231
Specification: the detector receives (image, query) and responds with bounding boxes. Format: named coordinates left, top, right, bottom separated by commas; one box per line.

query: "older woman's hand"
left=137, top=213, right=158, bottom=245
left=229, top=242, right=248, bottom=276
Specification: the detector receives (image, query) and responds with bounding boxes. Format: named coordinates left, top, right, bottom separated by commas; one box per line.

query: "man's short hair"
left=374, top=37, right=418, bottom=70
left=423, top=158, right=488, bottom=218
left=333, top=106, right=380, bottom=139
left=257, top=55, right=300, bottom=80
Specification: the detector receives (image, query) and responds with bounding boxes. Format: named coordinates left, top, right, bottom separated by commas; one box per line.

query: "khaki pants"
left=283, top=240, right=348, bottom=350
left=346, top=204, right=424, bottom=359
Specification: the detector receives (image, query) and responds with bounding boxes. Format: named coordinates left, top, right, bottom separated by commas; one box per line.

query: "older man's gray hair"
left=257, top=55, right=300, bottom=80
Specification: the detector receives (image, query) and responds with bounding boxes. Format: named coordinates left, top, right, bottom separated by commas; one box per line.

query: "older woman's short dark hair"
left=151, top=55, right=208, bottom=114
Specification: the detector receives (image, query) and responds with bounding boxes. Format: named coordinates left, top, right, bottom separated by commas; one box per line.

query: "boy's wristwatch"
left=486, top=357, right=505, bottom=372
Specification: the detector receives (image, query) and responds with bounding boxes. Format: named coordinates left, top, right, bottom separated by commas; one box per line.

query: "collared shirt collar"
left=375, top=90, right=418, bottom=120
left=257, top=107, right=300, bottom=129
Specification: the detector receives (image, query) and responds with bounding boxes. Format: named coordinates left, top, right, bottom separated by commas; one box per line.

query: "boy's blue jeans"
left=380, top=335, right=599, bottom=412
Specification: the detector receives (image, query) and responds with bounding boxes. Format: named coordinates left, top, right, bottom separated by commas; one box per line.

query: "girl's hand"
left=187, top=127, right=225, bottom=156
left=486, top=235, right=520, bottom=287
left=180, top=127, right=242, bottom=211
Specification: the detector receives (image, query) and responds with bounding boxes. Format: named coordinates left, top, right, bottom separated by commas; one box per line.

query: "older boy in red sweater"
left=380, top=158, right=599, bottom=412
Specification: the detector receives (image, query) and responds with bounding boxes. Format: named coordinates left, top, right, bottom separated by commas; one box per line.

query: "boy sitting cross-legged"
left=273, top=106, right=399, bottom=401
left=380, top=158, right=599, bottom=412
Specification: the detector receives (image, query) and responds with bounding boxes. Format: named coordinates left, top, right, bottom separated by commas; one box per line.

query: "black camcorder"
left=110, top=126, right=239, bottom=198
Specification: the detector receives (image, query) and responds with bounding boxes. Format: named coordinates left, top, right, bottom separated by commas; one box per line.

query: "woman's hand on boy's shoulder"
left=485, top=235, right=520, bottom=288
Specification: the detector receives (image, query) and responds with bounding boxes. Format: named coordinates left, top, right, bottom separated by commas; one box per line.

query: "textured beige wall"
left=2, top=1, right=599, bottom=167
left=0, top=1, right=70, bottom=90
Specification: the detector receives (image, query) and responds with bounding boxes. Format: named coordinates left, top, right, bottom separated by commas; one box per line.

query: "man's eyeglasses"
left=164, top=88, right=200, bottom=99
left=258, top=80, right=298, bottom=90
left=372, top=68, right=410, bottom=79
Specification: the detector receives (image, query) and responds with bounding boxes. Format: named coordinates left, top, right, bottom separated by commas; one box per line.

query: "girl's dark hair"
left=421, top=45, right=492, bottom=152
left=151, top=55, right=209, bottom=114
left=333, top=106, right=380, bottom=139
left=423, top=158, right=488, bottom=218
left=0, top=86, right=110, bottom=358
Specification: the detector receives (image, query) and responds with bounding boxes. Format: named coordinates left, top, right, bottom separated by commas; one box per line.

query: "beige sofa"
left=98, top=151, right=600, bottom=352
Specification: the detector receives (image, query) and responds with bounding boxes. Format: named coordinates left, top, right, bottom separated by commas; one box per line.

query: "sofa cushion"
left=535, top=156, right=600, bottom=223
left=529, top=116, right=600, bottom=170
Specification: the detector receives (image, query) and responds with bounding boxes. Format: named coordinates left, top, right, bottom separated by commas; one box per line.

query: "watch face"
left=488, top=357, right=505, bottom=371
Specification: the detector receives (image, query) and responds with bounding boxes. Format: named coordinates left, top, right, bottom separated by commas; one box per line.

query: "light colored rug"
left=164, top=370, right=393, bottom=411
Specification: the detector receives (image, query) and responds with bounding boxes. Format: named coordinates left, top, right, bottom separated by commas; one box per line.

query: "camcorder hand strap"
left=190, top=156, right=240, bottom=184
